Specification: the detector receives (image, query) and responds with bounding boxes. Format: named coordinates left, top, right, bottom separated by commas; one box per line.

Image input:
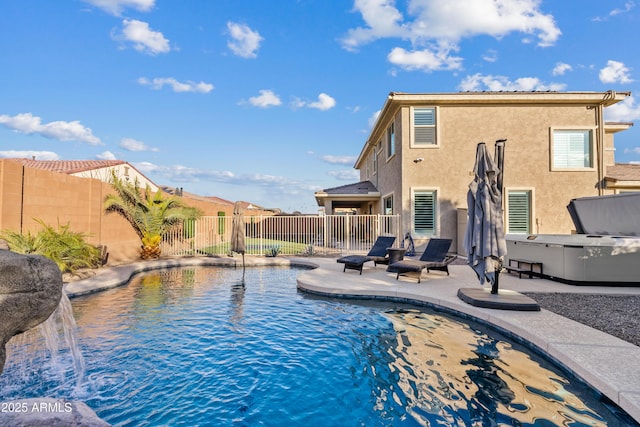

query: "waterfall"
left=4, top=292, right=87, bottom=396
left=38, top=292, right=86, bottom=387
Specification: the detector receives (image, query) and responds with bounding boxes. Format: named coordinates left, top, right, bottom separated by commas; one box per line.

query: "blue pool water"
left=1, top=266, right=636, bottom=426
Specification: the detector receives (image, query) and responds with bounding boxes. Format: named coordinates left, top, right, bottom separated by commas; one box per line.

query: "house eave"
left=354, top=90, right=631, bottom=169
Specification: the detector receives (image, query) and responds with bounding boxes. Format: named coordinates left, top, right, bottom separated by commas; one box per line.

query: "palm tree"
left=104, top=171, right=202, bottom=259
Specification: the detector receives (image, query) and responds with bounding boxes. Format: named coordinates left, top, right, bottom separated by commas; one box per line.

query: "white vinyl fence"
left=161, top=214, right=400, bottom=257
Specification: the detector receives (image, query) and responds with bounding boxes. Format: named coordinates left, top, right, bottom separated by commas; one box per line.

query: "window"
left=507, top=190, right=531, bottom=234
left=552, top=129, right=593, bottom=169
left=384, top=195, right=393, bottom=215
left=412, top=107, right=437, bottom=146
left=386, top=122, right=395, bottom=158
left=373, top=146, right=378, bottom=175
left=413, top=190, right=436, bottom=235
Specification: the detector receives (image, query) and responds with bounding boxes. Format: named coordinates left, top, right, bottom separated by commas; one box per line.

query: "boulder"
left=0, top=398, right=110, bottom=426
left=0, top=250, right=63, bottom=374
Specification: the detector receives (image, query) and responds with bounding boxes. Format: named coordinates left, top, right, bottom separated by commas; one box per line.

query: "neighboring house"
left=315, top=91, right=640, bottom=251
left=6, top=158, right=159, bottom=192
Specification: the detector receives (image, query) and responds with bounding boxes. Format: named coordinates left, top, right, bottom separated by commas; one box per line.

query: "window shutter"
left=414, top=191, right=435, bottom=234
left=413, top=108, right=436, bottom=145
left=553, top=130, right=591, bottom=168
left=508, top=191, right=530, bottom=233
left=415, top=127, right=435, bottom=145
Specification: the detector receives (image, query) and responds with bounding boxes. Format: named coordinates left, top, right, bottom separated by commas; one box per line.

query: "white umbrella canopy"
left=463, top=140, right=507, bottom=294
left=231, top=201, right=246, bottom=278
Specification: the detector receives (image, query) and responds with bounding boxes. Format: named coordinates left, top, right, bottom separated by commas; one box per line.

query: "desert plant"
left=0, top=219, right=101, bottom=273
left=265, top=245, right=281, bottom=257
left=104, top=171, right=202, bottom=259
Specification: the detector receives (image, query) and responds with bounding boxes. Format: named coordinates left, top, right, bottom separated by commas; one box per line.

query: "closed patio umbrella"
left=231, top=201, right=246, bottom=279
left=463, top=140, right=507, bottom=294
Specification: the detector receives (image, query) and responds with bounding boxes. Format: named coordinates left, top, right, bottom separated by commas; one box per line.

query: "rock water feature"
left=0, top=250, right=62, bottom=374
left=0, top=250, right=109, bottom=426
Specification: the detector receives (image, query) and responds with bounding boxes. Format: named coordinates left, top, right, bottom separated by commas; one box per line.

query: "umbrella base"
left=457, top=288, right=540, bottom=311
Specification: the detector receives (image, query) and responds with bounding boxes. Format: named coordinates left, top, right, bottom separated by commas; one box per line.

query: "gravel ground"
left=523, top=293, right=640, bottom=347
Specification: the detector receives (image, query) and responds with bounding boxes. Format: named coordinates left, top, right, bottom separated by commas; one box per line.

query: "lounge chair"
left=390, top=238, right=455, bottom=283
left=336, top=236, right=396, bottom=274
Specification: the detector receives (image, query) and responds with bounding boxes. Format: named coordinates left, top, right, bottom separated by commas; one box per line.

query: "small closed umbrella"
left=463, top=140, right=507, bottom=294
left=231, top=201, right=246, bottom=279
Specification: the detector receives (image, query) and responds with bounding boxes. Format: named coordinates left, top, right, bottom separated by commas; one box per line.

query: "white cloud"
left=482, top=49, right=498, bottom=63
left=307, top=93, right=336, bottom=111
left=132, top=161, right=317, bottom=193
left=341, top=0, right=408, bottom=51
left=115, top=19, right=171, bottom=55
left=605, top=95, right=640, bottom=121
left=227, top=22, right=263, bottom=58
left=247, top=90, right=282, bottom=108
left=593, top=1, right=635, bottom=21
left=599, top=60, right=634, bottom=84
left=0, top=150, right=60, bottom=160
left=290, top=97, right=306, bottom=109
left=552, top=62, right=572, bottom=76
left=342, top=0, right=561, bottom=71
left=82, top=0, right=154, bottom=16
left=120, top=137, right=159, bottom=152
left=137, top=77, right=214, bottom=93
left=321, top=155, right=357, bottom=165
left=328, top=169, right=360, bottom=180
left=96, top=151, right=117, bottom=160
left=343, top=0, right=561, bottom=48
left=387, top=46, right=462, bottom=72
left=458, top=73, right=566, bottom=91
left=0, top=113, right=102, bottom=145
left=368, top=109, right=381, bottom=128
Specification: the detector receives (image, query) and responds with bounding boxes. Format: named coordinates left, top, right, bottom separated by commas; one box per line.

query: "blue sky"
left=1, top=0, right=639, bottom=213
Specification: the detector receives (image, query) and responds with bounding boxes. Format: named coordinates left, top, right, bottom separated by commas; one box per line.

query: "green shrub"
left=265, top=245, right=281, bottom=257
left=0, top=219, right=101, bottom=273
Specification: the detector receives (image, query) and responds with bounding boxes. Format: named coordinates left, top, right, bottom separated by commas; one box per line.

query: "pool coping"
left=64, top=256, right=640, bottom=422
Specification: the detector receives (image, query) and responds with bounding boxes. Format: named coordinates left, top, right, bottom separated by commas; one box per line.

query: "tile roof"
left=205, top=196, right=235, bottom=206
left=4, top=158, right=126, bottom=174
left=605, top=163, right=640, bottom=181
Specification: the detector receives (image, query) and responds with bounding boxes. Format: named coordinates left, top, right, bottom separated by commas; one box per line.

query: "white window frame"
left=383, top=193, right=394, bottom=215
left=386, top=121, right=396, bottom=160
left=505, top=188, right=534, bottom=234
left=550, top=127, right=596, bottom=171
left=373, top=141, right=379, bottom=175
left=411, top=188, right=438, bottom=237
left=410, top=106, right=439, bottom=148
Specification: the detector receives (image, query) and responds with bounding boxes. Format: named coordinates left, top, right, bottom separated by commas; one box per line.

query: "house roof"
left=205, top=195, right=235, bottom=206
left=605, top=163, right=640, bottom=182
left=314, top=181, right=380, bottom=206
left=318, top=180, right=378, bottom=195
left=5, top=157, right=162, bottom=191
left=5, top=158, right=126, bottom=174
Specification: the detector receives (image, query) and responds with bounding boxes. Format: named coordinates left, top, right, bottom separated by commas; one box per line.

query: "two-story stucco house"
left=315, top=91, right=639, bottom=252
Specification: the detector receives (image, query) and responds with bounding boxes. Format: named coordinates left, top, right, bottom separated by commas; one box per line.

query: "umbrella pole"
left=242, top=252, right=246, bottom=282
left=491, top=260, right=503, bottom=294
left=491, top=270, right=499, bottom=294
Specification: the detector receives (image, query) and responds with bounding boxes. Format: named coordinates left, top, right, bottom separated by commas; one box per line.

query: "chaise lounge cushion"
left=337, top=236, right=396, bottom=274
left=390, top=238, right=454, bottom=283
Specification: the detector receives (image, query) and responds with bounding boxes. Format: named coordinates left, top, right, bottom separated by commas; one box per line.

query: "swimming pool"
left=1, top=266, right=636, bottom=426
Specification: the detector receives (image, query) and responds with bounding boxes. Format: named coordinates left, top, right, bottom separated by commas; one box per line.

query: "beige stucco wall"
left=0, top=159, right=253, bottom=264
left=359, top=99, right=614, bottom=252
